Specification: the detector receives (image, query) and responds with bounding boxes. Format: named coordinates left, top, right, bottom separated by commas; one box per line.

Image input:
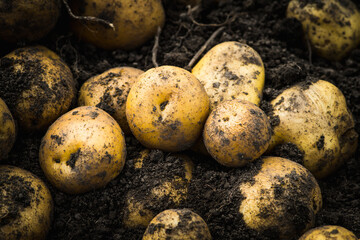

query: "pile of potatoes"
left=0, top=0, right=359, bottom=239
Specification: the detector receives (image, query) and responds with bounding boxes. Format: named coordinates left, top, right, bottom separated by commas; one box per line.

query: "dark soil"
left=1, top=0, right=359, bottom=239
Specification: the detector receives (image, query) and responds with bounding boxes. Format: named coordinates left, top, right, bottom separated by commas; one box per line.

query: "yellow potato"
left=0, top=0, right=61, bottom=42
left=78, top=67, right=144, bottom=135
left=203, top=99, right=271, bottom=167
left=126, top=66, right=210, bottom=152
left=238, top=157, right=322, bottom=239
left=39, top=106, right=126, bottom=194
left=0, top=46, right=77, bottom=131
left=0, top=165, right=53, bottom=240
left=268, top=80, right=358, bottom=178
left=69, top=0, right=165, bottom=50
left=287, top=0, right=360, bottom=60
left=0, top=98, right=16, bottom=160
left=299, top=225, right=358, bottom=240
left=143, top=209, right=212, bottom=240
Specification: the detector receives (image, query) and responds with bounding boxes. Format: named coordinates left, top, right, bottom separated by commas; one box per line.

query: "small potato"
left=0, top=46, right=77, bottom=131
left=126, top=66, right=210, bottom=152
left=69, top=0, right=165, bottom=50
left=0, top=98, right=16, bottom=160
left=78, top=67, right=144, bottom=135
left=203, top=99, right=271, bottom=167
left=143, top=209, right=212, bottom=240
left=39, top=106, right=126, bottom=194
left=238, top=157, right=322, bottom=239
left=268, top=80, right=358, bottom=178
left=287, top=0, right=360, bottom=60
left=299, top=225, right=358, bottom=240
left=0, top=165, right=53, bottom=240
left=0, top=0, right=61, bottom=42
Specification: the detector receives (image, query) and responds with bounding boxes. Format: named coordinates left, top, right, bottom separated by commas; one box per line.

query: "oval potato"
left=0, top=98, right=16, bottom=160
left=299, top=225, right=358, bottom=240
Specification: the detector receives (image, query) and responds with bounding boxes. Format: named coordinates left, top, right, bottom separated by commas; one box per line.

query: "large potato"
left=0, top=165, right=53, bottom=240
left=78, top=67, right=144, bottom=135
left=126, top=66, right=210, bottom=152
left=238, top=157, right=322, bottom=239
left=39, top=106, right=126, bottom=194
left=0, top=46, right=77, bottom=132
left=287, top=0, right=360, bottom=60
left=0, top=0, right=61, bottom=42
left=0, top=98, right=16, bottom=160
left=70, top=0, right=165, bottom=50
left=299, top=225, right=358, bottom=240
left=268, top=80, right=358, bottom=178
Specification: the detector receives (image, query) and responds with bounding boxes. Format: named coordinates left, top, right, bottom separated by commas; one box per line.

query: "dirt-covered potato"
left=238, top=157, right=322, bottom=239
left=192, top=41, right=265, bottom=110
left=287, top=0, right=360, bottom=60
left=0, top=0, right=61, bottom=42
left=0, top=165, right=53, bottom=240
left=0, top=46, right=77, bottom=132
left=78, top=67, right=144, bottom=135
left=69, top=0, right=165, bottom=50
left=143, top=209, right=212, bottom=240
left=203, top=99, right=271, bottom=167
left=0, top=98, right=16, bottom=160
left=39, top=106, right=126, bottom=194
left=299, top=225, right=358, bottom=240
left=126, top=66, right=210, bottom=152
left=268, top=80, right=358, bottom=178
left=123, top=151, right=193, bottom=228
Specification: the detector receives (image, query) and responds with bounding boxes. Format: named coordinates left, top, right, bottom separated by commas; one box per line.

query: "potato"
left=78, top=67, right=144, bottom=135
left=203, top=99, right=271, bottom=167
left=287, top=0, right=360, bottom=60
left=143, top=209, right=212, bottom=240
left=0, top=165, right=53, bottom=240
left=39, top=106, right=126, bottom=194
left=268, top=80, right=358, bottom=178
left=0, top=98, right=16, bottom=160
left=126, top=66, right=210, bottom=152
left=299, top=225, right=358, bottom=240
left=0, top=46, right=77, bottom=132
left=192, top=41, right=265, bottom=111
left=0, top=0, right=61, bottom=42
left=69, top=0, right=165, bottom=50
left=238, top=157, right=322, bottom=239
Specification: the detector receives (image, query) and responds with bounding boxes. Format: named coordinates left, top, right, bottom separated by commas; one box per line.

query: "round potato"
left=0, top=165, right=53, bottom=240
left=203, top=99, right=271, bottom=167
left=39, top=106, right=126, bottom=194
left=0, top=98, right=16, bottom=160
left=238, top=157, right=322, bottom=239
left=143, top=209, right=212, bottom=240
left=78, top=67, right=144, bottom=135
left=299, top=225, right=358, bottom=240
left=0, top=0, right=61, bottom=42
left=287, top=0, right=360, bottom=60
left=0, top=46, right=77, bottom=132
left=69, top=0, right=165, bottom=50
left=126, top=65, right=210, bottom=152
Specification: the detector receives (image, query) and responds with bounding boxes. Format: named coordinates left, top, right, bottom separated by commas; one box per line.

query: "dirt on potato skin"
left=0, top=0, right=359, bottom=240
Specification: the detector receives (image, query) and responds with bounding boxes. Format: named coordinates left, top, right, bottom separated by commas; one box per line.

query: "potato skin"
left=0, top=46, right=77, bottom=132
left=78, top=67, right=144, bottom=135
left=0, top=98, right=16, bottom=160
left=0, top=165, right=53, bottom=240
left=126, top=66, right=210, bottom=152
left=70, top=0, right=165, bottom=50
left=203, top=99, right=271, bottom=167
left=238, top=157, right=322, bottom=239
left=39, top=106, right=126, bottom=194
left=268, top=80, right=358, bottom=178
left=143, top=209, right=212, bottom=240
left=0, top=0, right=61, bottom=42
left=287, top=0, right=360, bottom=60
left=299, top=225, right=358, bottom=240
